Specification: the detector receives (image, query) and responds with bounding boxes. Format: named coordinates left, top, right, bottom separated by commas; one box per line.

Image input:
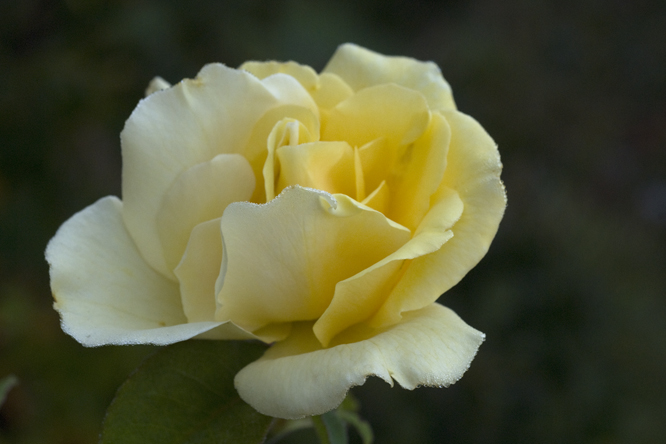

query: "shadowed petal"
left=156, top=154, right=255, bottom=273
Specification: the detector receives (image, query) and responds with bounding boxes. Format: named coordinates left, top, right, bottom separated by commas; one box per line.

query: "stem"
left=312, top=415, right=332, bottom=444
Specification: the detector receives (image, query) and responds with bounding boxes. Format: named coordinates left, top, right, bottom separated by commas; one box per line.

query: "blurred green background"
left=1, top=0, right=665, bottom=443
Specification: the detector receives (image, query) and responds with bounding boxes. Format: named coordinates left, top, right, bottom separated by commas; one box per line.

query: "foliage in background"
left=1, top=1, right=665, bottom=443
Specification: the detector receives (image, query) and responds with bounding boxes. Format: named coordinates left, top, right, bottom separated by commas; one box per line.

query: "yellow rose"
left=46, top=44, right=506, bottom=419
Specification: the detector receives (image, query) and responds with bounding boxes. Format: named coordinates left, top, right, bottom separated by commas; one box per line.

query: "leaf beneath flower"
left=100, top=340, right=272, bottom=444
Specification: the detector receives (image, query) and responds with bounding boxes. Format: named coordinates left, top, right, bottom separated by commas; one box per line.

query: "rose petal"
left=144, top=76, right=171, bottom=96
left=322, top=83, right=431, bottom=149
left=361, top=180, right=389, bottom=213
left=240, top=60, right=320, bottom=92
left=46, top=196, right=222, bottom=346
left=310, top=73, right=354, bottom=109
left=387, top=112, right=451, bottom=231
left=314, top=188, right=463, bottom=346
left=215, top=186, right=410, bottom=334
left=173, top=219, right=222, bottom=323
left=245, top=106, right=320, bottom=203
left=372, top=111, right=506, bottom=327
left=263, top=118, right=317, bottom=201
left=156, top=154, right=255, bottom=273
left=324, top=43, right=457, bottom=112
left=239, top=61, right=353, bottom=110
left=173, top=218, right=266, bottom=341
left=357, top=137, right=391, bottom=195
left=276, top=141, right=356, bottom=197
left=235, top=303, right=484, bottom=419
left=121, top=64, right=317, bottom=276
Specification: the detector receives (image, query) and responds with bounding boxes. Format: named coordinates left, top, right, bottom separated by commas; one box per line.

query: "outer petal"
left=145, top=76, right=171, bottom=96
left=46, top=196, right=222, bottom=346
left=323, top=43, right=457, bottom=112
left=372, top=111, right=506, bottom=327
left=121, top=64, right=317, bottom=276
left=235, top=303, right=484, bottom=419
left=215, top=186, right=410, bottom=333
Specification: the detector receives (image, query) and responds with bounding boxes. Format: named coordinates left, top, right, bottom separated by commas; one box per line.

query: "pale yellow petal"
left=372, top=111, right=506, bottom=327
left=387, top=112, right=451, bottom=231
left=121, top=64, right=316, bottom=276
left=260, top=73, right=319, bottom=114
left=314, top=188, right=463, bottom=346
left=309, top=72, right=354, bottom=109
left=172, top=218, right=261, bottom=341
left=357, top=137, right=392, bottom=194
left=46, top=196, right=222, bottom=346
left=240, top=60, right=319, bottom=92
left=215, top=186, right=410, bottom=334
left=276, top=141, right=356, bottom=197
left=156, top=154, right=255, bottom=273
left=235, top=303, right=484, bottom=419
left=361, top=180, right=389, bottom=214
left=245, top=106, right=320, bottom=203
left=174, top=219, right=222, bottom=323
left=321, top=84, right=431, bottom=149
left=324, top=43, right=456, bottom=112
left=240, top=61, right=353, bottom=110
left=263, top=118, right=317, bottom=201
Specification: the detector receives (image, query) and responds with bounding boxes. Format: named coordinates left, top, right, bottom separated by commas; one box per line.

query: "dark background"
left=1, top=0, right=665, bottom=443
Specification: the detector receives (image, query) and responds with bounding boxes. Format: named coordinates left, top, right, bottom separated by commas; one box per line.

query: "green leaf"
left=100, top=340, right=272, bottom=444
left=0, top=374, right=18, bottom=407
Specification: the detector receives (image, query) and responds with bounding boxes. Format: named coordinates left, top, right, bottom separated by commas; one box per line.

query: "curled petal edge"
left=235, top=303, right=484, bottom=419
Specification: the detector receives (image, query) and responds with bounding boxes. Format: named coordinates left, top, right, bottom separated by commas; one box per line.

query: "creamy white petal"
left=121, top=64, right=316, bottom=276
left=174, top=219, right=222, bottom=323
left=235, top=303, right=484, bottom=419
left=156, top=154, right=255, bottom=273
left=145, top=76, right=171, bottom=96
left=46, top=196, right=222, bottom=346
left=324, top=43, right=456, bottom=112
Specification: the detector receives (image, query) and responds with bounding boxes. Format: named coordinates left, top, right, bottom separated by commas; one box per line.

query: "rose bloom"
left=46, top=44, right=506, bottom=419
